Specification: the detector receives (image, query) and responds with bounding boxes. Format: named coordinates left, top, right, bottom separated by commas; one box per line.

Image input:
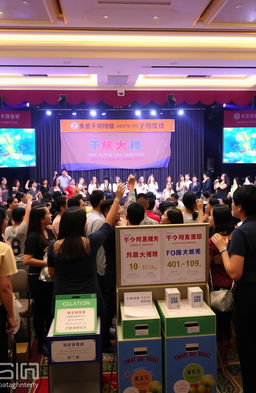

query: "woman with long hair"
left=214, top=173, right=230, bottom=199
left=48, top=184, right=125, bottom=313
left=112, top=176, right=122, bottom=194
left=175, top=175, right=186, bottom=200
left=182, top=191, right=203, bottom=223
left=162, top=182, right=174, bottom=200
left=88, top=176, right=99, bottom=194
left=147, top=174, right=158, bottom=195
left=0, top=177, right=9, bottom=205
left=136, top=176, right=148, bottom=194
left=77, top=177, right=87, bottom=196
left=11, top=179, right=23, bottom=199
left=209, top=204, right=235, bottom=368
left=52, top=177, right=62, bottom=193
left=24, top=205, right=54, bottom=355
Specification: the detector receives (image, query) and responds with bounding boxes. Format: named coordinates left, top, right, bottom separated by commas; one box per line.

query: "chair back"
left=11, top=269, right=29, bottom=294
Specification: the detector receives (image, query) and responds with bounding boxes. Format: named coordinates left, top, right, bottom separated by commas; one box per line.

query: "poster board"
left=116, top=224, right=209, bottom=287
left=54, top=294, right=97, bottom=336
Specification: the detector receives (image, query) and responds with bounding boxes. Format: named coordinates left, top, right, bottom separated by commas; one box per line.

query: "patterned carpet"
left=13, top=345, right=242, bottom=393
left=216, top=348, right=243, bottom=393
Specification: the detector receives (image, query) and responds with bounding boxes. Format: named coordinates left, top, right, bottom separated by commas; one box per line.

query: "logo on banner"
left=234, top=113, right=240, bottom=120
left=70, top=122, right=79, bottom=129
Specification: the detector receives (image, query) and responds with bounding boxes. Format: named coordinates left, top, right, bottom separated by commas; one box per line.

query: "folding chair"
left=11, top=269, right=32, bottom=359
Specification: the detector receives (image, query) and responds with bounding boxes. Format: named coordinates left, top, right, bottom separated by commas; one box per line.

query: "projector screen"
left=0, top=128, right=36, bottom=168
left=223, top=127, right=256, bottom=164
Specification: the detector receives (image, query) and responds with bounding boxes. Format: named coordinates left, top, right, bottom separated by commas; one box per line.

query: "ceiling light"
left=153, top=16, right=159, bottom=20
left=103, top=15, right=109, bottom=19
left=178, top=109, right=184, bottom=116
left=46, top=110, right=52, bottom=116
left=135, top=110, right=141, bottom=116
left=223, top=103, right=226, bottom=108
left=72, top=112, right=77, bottom=116
left=90, top=110, right=97, bottom=117
left=101, top=112, right=106, bottom=116
left=26, top=102, right=30, bottom=107
left=0, top=11, right=3, bottom=15
left=150, top=110, right=157, bottom=116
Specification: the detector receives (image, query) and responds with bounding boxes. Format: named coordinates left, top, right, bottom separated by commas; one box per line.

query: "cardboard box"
left=188, top=287, right=203, bottom=308
left=120, top=302, right=161, bottom=339
left=163, top=334, right=217, bottom=393
left=157, top=300, right=216, bottom=337
left=165, top=288, right=180, bottom=309
left=117, top=325, right=162, bottom=393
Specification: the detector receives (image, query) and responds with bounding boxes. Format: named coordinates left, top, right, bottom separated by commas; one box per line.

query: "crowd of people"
left=0, top=169, right=256, bottom=393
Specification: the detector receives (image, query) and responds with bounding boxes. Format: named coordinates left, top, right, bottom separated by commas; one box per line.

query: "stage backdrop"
left=60, top=119, right=175, bottom=170
left=0, top=110, right=204, bottom=191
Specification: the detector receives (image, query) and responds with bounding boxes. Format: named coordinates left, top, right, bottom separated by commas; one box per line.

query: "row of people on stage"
left=1, top=170, right=256, bottom=205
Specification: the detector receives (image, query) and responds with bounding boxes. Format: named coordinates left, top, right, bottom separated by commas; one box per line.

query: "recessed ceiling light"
left=0, top=11, right=4, bottom=15
left=103, top=15, right=109, bottom=19
left=23, top=0, right=30, bottom=4
left=153, top=16, right=159, bottom=20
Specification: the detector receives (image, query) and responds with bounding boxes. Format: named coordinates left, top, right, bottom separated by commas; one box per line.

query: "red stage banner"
left=0, top=111, right=31, bottom=128
left=224, top=110, right=256, bottom=127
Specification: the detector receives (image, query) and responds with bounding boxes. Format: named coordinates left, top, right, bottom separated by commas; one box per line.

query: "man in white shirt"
left=5, top=194, right=32, bottom=270
left=57, top=168, right=71, bottom=192
left=184, top=173, right=192, bottom=191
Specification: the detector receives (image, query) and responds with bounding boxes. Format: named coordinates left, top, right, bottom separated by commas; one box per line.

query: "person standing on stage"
left=189, top=175, right=201, bottom=199
left=201, top=171, right=212, bottom=194
left=57, top=168, right=71, bottom=192
left=214, top=173, right=230, bottom=199
left=184, top=174, right=192, bottom=191
left=147, top=174, right=159, bottom=195
left=175, top=175, right=186, bottom=200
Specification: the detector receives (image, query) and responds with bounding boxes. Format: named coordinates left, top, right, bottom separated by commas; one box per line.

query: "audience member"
left=209, top=205, right=234, bottom=368
left=161, top=207, right=184, bottom=224
left=24, top=205, right=54, bottom=356
left=5, top=194, right=33, bottom=269
left=0, top=207, right=17, bottom=393
left=212, top=185, right=256, bottom=393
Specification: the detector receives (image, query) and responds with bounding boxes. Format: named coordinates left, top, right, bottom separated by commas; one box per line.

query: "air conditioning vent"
left=186, top=75, right=210, bottom=78
left=23, top=74, right=48, bottom=77
left=107, top=75, right=129, bottom=85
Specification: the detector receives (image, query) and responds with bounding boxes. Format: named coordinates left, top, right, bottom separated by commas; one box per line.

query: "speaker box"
left=252, top=95, right=256, bottom=110
left=207, top=157, right=215, bottom=171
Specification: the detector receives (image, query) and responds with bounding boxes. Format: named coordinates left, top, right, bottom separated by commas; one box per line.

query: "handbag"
left=209, top=270, right=234, bottom=312
left=39, top=266, right=52, bottom=282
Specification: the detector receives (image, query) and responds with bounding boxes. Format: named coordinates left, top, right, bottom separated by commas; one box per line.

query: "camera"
left=117, top=89, right=125, bottom=96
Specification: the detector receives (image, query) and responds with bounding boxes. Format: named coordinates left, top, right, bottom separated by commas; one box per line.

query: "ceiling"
left=1, top=0, right=256, bottom=90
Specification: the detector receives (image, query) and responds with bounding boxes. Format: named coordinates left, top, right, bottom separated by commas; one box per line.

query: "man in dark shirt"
left=201, top=171, right=212, bottom=194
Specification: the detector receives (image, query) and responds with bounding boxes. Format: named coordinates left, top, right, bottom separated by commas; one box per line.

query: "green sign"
left=54, top=294, right=97, bottom=336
